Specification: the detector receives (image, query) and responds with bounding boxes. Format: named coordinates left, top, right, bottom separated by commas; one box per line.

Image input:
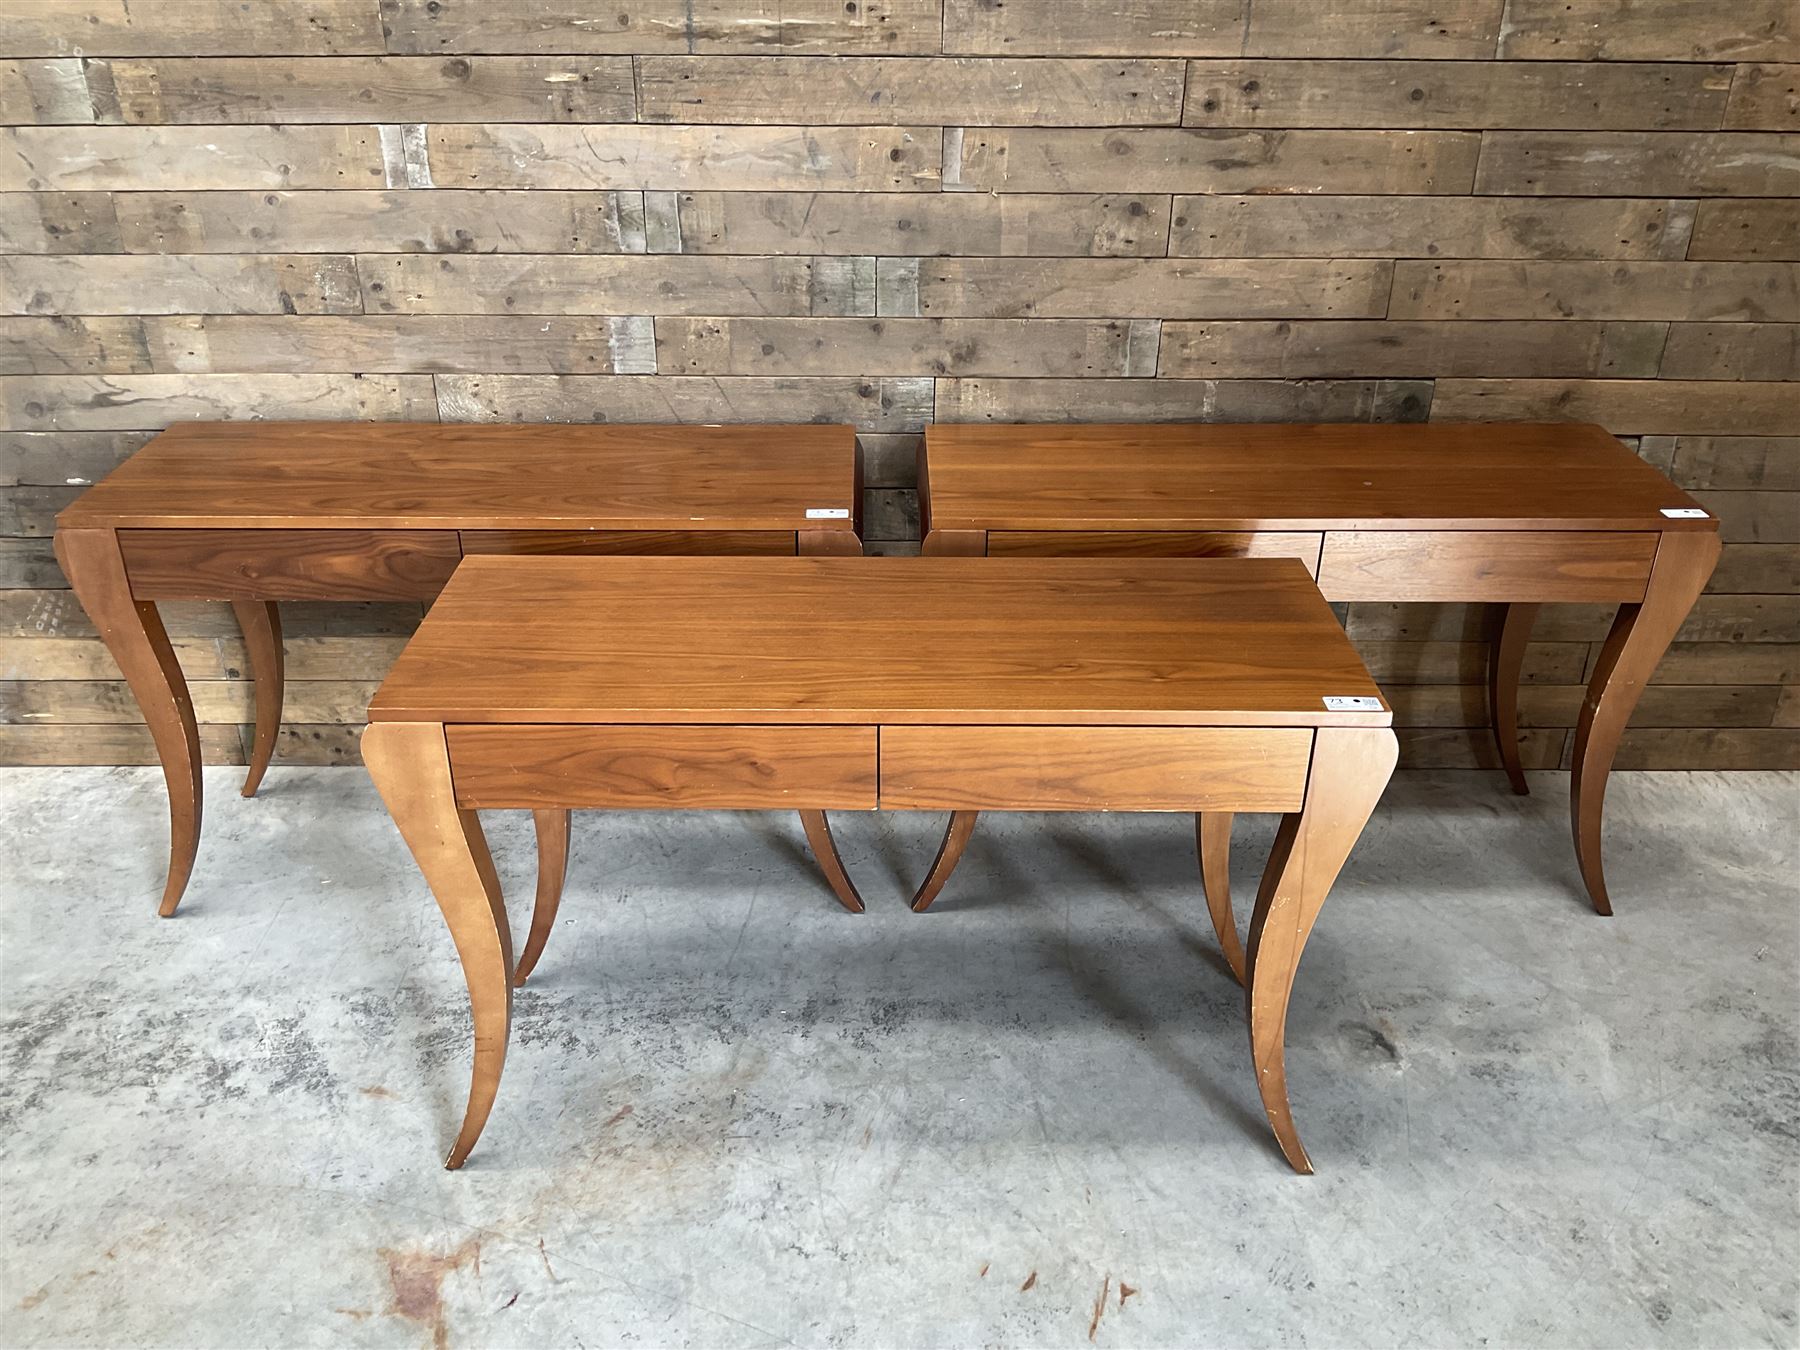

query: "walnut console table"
left=361, top=555, right=1396, bottom=1172
left=54, top=421, right=863, bottom=918
left=918, top=421, right=1720, bottom=951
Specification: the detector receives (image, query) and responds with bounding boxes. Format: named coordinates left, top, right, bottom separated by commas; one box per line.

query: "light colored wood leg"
left=799, top=810, right=865, bottom=914
left=361, top=720, right=513, bottom=1171
left=1487, top=602, right=1539, bottom=796
left=513, top=809, right=571, bottom=987
left=1571, top=529, right=1720, bottom=916
left=1196, top=811, right=1246, bottom=985
left=910, top=810, right=979, bottom=913
left=232, top=600, right=283, bottom=798
left=55, top=528, right=203, bottom=918
left=1245, top=726, right=1397, bottom=1175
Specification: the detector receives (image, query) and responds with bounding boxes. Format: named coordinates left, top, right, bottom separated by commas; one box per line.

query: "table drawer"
left=460, top=529, right=796, bottom=556
left=1317, top=530, right=1658, bottom=603
left=120, top=528, right=461, bottom=601
left=447, top=724, right=877, bottom=810
left=989, top=530, right=1322, bottom=575
left=880, top=726, right=1311, bottom=812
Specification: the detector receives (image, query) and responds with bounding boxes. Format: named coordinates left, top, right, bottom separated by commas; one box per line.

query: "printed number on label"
left=1323, top=696, right=1384, bottom=712
left=806, top=507, right=851, bottom=519
left=1660, top=507, right=1709, bottom=519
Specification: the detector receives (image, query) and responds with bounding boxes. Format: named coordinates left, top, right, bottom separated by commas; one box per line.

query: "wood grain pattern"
left=1391, top=261, right=1800, bottom=322
left=934, top=376, right=1431, bottom=425
left=1474, top=132, right=1800, bottom=197
left=0, top=2, right=388, bottom=58
left=1725, top=64, right=1800, bottom=130
left=119, top=528, right=462, bottom=601
left=446, top=724, right=878, bottom=809
left=1689, top=201, right=1800, bottom=260
left=1315, top=530, right=1657, bottom=602
left=988, top=530, right=1321, bottom=574
left=460, top=529, right=795, bottom=556
left=434, top=374, right=933, bottom=432
left=879, top=726, right=1312, bottom=811
left=1497, top=0, right=1798, bottom=62
left=0, top=126, right=387, bottom=191
left=0, top=255, right=362, bottom=316
left=1429, top=379, right=1800, bottom=435
left=361, top=254, right=823, bottom=317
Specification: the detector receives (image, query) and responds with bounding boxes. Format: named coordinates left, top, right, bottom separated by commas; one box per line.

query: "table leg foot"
left=232, top=600, right=283, bottom=798
left=911, top=811, right=978, bottom=912
left=1196, top=812, right=1246, bottom=985
left=514, top=809, right=571, bottom=987
left=362, top=721, right=513, bottom=1170
left=1571, top=530, right=1719, bottom=916
left=1488, top=602, right=1539, bottom=797
left=1246, top=727, right=1396, bottom=1175
left=799, top=811, right=865, bottom=913
left=56, top=528, right=203, bottom=917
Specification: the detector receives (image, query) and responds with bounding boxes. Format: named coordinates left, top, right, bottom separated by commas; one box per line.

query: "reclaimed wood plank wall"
left=1, top=0, right=1795, bottom=771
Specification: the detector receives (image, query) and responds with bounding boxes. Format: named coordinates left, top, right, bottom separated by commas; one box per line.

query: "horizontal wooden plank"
left=0, top=429, right=151, bottom=485
left=857, top=433, right=918, bottom=488
left=0, top=255, right=361, bottom=316
left=675, top=191, right=1169, bottom=258
left=1391, top=261, right=1800, bottom=321
left=1430, top=379, right=1800, bottom=436
left=1168, top=195, right=1693, bottom=260
left=1690, top=491, right=1800, bottom=543
left=880, top=725, right=1312, bottom=811
left=0, top=538, right=59, bottom=588
left=1609, top=728, right=1800, bottom=770
left=1666, top=437, right=1800, bottom=491
left=0, top=317, right=149, bottom=375
left=434, top=374, right=933, bottom=433
left=1183, top=59, right=1730, bottom=130
left=447, top=723, right=879, bottom=810
left=1497, top=0, right=1798, bottom=62
left=988, top=531, right=1323, bottom=573
left=935, top=377, right=1432, bottom=424
left=427, top=124, right=940, bottom=191
left=1474, top=132, right=1800, bottom=197
left=1725, top=64, right=1800, bottom=130
left=656, top=317, right=1150, bottom=378
left=1387, top=683, right=1782, bottom=728
left=1356, top=640, right=1589, bottom=685
left=0, top=482, right=76, bottom=534
left=1, top=633, right=410, bottom=680
left=460, top=529, right=794, bottom=557
left=942, top=0, right=1505, bottom=59
left=0, top=191, right=121, bottom=253
left=1654, top=643, right=1800, bottom=684
left=1158, top=320, right=1666, bottom=378
left=361, top=254, right=856, bottom=317
left=1, top=58, right=95, bottom=124
left=111, top=189, right=647, bottom=254
left=0, top=2, right=386, bottom=57
left=862, top=487, right=916, bottom=541
left=953, top=127, right=1480, bottom=194
left=380, top=0, right=944, bottom=55
left=117, top=314, right=654, bottom=375
left=1396, top=727, right=1567, bottom=770
left=1780, top=686, right=1800, bottom=727
left=1688, top=200, right=1800, bottom=261
left=0, top=374, right=438, bottom=430
left=639, top=57, right=1183, bottom=125
left=0, top=589, right=423, bottom=638
left=0, top=126, right=387, bottom=191
left=894, top=258, right=1394, bottom=319
left=0, top=723, right=245, bottom=765
left=1659, top=324, right=1800, bottom=381
left=1714, top=543, right=1800, bottom=593
left=0, top=678, right=379, bottom=725
left=1341, top=598, right=1792, bottom=645
left=90, top=55, right=634, bottom=124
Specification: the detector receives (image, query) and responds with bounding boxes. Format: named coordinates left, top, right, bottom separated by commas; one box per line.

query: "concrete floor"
left=2, top=767, right=1796, bottom=1348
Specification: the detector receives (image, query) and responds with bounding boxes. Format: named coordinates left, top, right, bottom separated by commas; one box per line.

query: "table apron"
left=1316, top=530, right=1658, bottom=603
left=460, top=529, right=798, bottom=556
left=120, top=528, right=462, bottom=601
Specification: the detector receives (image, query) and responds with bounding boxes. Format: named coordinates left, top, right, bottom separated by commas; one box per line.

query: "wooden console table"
left=918, top=421, right=1719, bottom=949
left=54, top=421, right=863, bottom=918
left=362, top=555, right=1396, bottom=1173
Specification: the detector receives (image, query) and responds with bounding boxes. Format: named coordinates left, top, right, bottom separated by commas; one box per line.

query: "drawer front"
left=989, top=530, right=1322, bottom=576
left=447, top=724, right=877, bottom=810
left=120, top=528, right=461, bottom=601
left=1317, top=530, right=1657, bottom=603
left=460, top=529, right=796, bottom=557
left=880, top=726, right=1311, bottom=812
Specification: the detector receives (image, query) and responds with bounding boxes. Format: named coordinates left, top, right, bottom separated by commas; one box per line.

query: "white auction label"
left=1660, top=507, right=1709, bottom=519
left=1322, top=696, right=1384, bottom=712
left=806, top=508, right=851, bottom=519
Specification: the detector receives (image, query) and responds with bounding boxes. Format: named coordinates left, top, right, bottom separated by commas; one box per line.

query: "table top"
left=57, top=422, right=860, bottom=533
left=922, top=422, right=1712, bottom=534
left=369, top=556, right=1390, bottom=728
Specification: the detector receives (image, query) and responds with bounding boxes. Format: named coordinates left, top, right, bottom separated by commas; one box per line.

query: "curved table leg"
left=910, top=810, right=978, bottom=913
left=232, top=600, right=283, bottom=799
left=513, top=808, right=571, bottom=987
left=1245, top=726, right=1397, bottom=1175
left=1487, top=602, right=1539, bottom=796
left=1571, top=529, right=1720, bottom=916
left=362, top=721, right=513, bottom=1171
left=1196, top=812, right=1246, bottom=985
left=799, top=810, right=865, bottom=914
left=55, top=528, right=203, bottom=918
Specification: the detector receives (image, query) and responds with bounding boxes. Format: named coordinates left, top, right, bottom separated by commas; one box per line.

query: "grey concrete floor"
left=2, top=767, right=1796, bottom=1349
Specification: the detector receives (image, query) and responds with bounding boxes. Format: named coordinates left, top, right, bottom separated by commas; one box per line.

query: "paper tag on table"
left=1322, top=696, right=1384, bottom=712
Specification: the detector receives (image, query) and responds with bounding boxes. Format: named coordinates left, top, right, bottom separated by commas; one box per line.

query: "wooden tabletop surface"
left=57, top=421, right=860, bottom=532
left=369, top=556, right=1390, bottom=727
left=923, top=422, right=1711, bottom=533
